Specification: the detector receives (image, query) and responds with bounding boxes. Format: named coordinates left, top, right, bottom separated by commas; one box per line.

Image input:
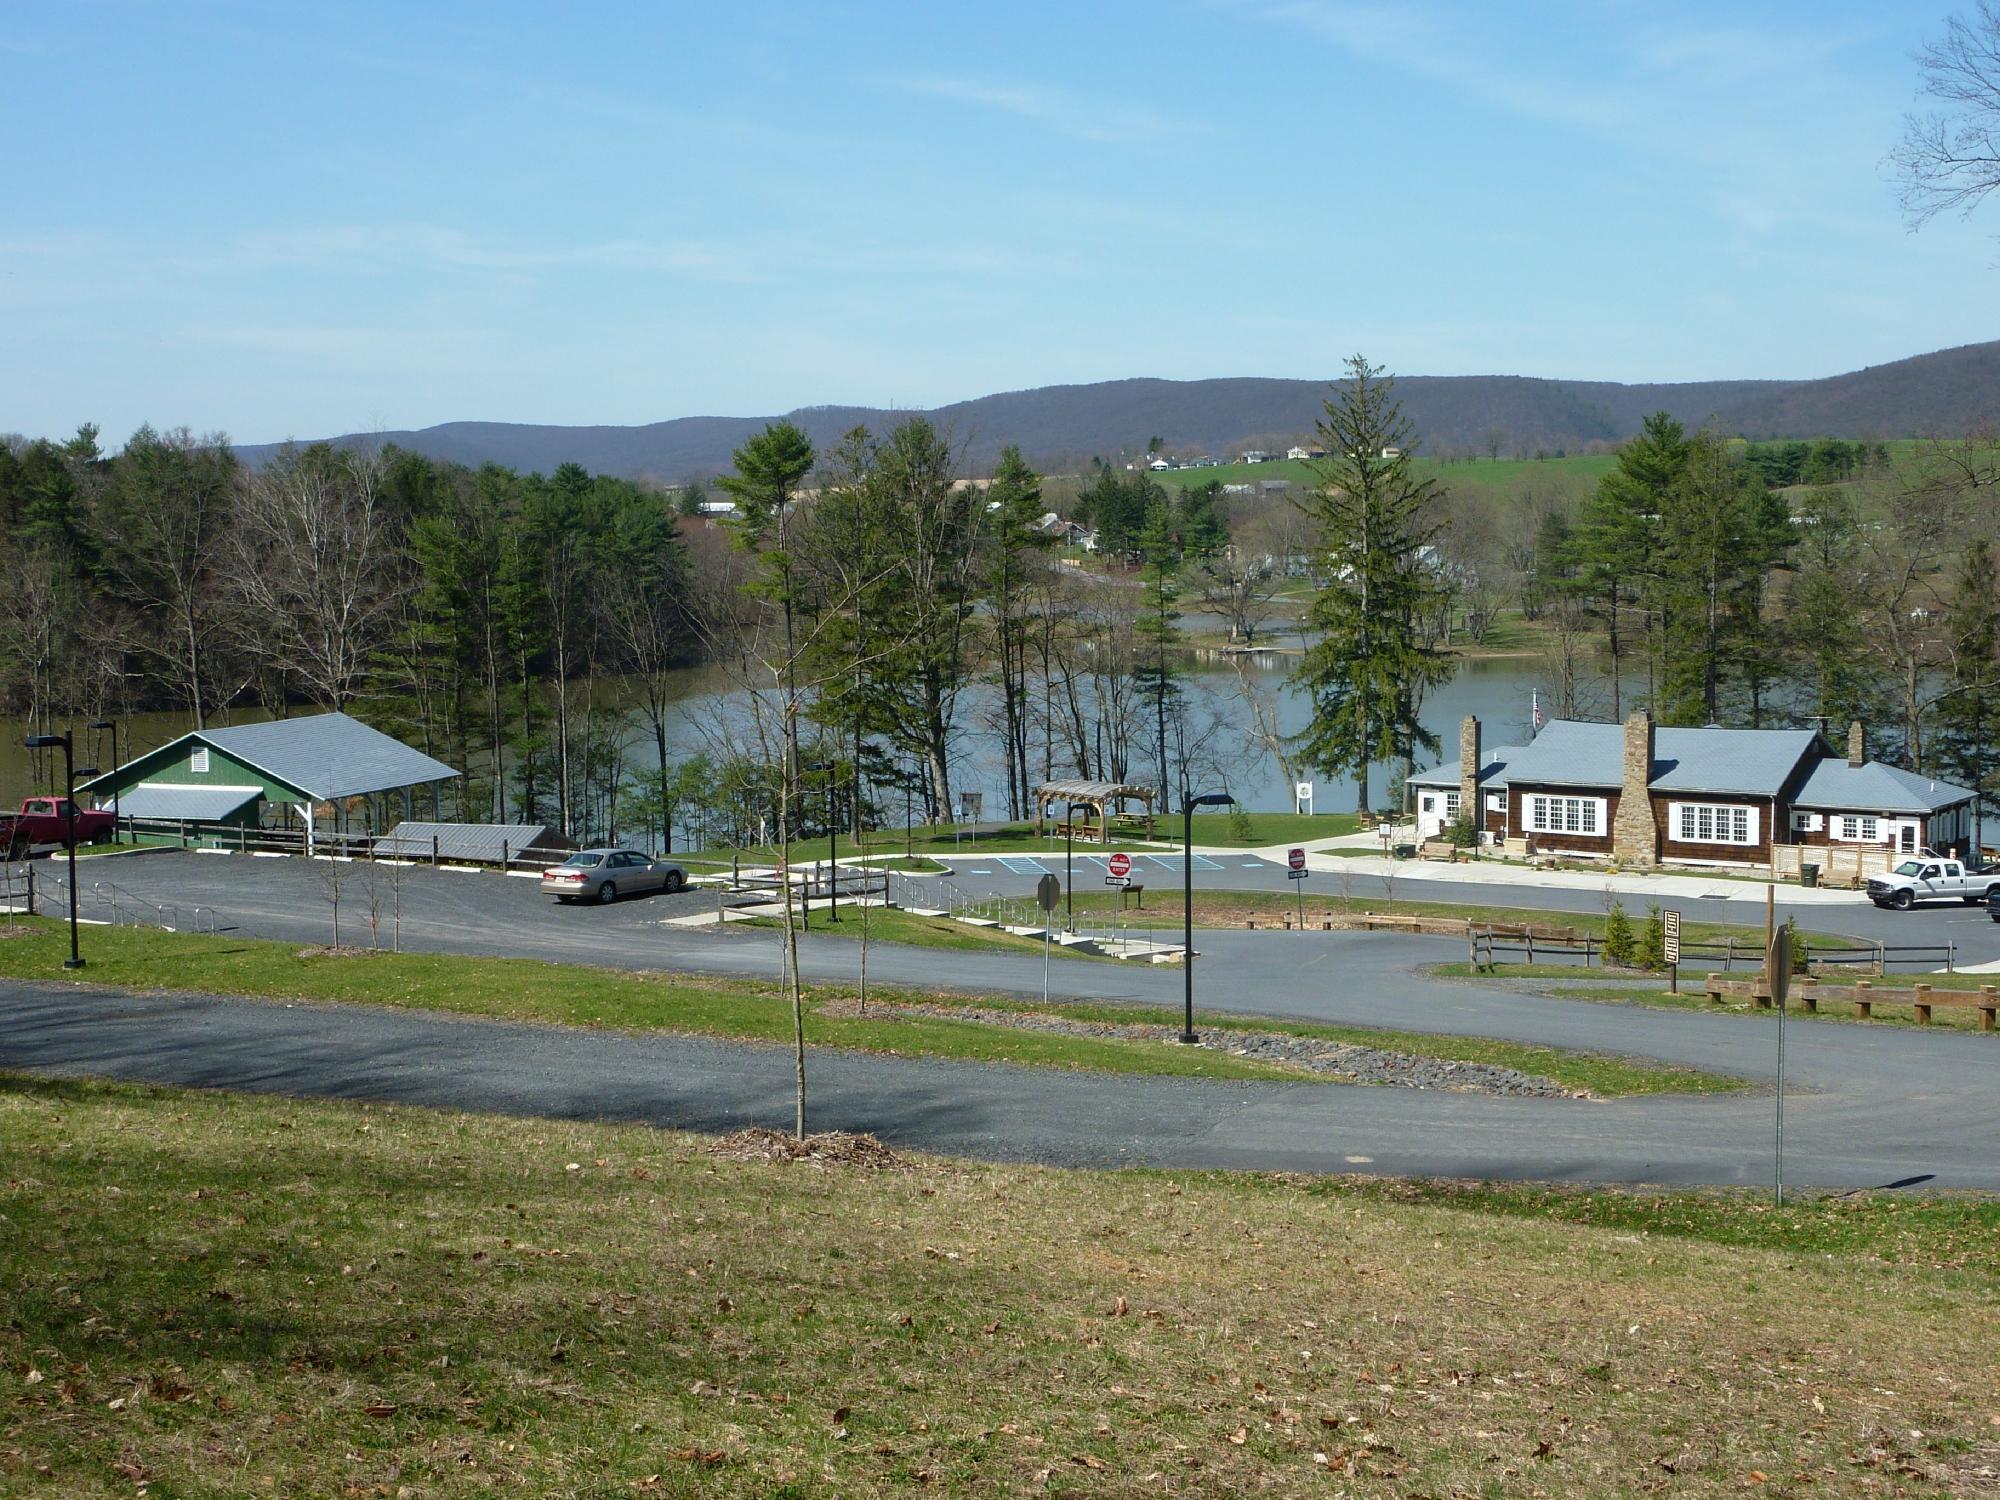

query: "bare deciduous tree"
left=1894, top=1, right=2000, bottom=228
left=232, top=444, right=405, bottom=712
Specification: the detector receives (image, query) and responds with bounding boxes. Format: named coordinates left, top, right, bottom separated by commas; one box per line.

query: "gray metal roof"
left=1408, top=747, right=1522, bottom=790
left=373, top=822, right=558, bottom=862
left=1500, top=720, right=1822, bottom=798
left=159, top=713, right=459, bottom=800
left=106, top=783, right=262, bottom=822
left=1792, top=760, right=1975, bottom=814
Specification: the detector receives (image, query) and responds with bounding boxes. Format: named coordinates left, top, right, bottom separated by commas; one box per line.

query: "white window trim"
left=1523, top=793, right=1605, bottom=837
left=190, top=747, right=210, bottom=774
left=1669, top=801, right=1759, bottom=847
left=1831, top=813, right=1883, bottom=844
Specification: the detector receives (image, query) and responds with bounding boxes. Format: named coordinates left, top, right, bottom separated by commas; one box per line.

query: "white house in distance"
left=1408, top=711, right=1977, bottom=883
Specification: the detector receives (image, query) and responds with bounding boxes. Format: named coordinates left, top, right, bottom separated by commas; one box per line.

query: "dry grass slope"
left=2, top=1075, right=1996, bottom=1496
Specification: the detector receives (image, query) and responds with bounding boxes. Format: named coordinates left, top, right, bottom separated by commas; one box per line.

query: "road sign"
left=1663, top=908, right=1681, bottom=966
left=1767, top=932, right=1791, bottom=1008
left=1108, top=852, right=1132, bottom=879
left=1287, top=846, right=1306, bottom=871
left=1036, top=873, right=1060, bottom=912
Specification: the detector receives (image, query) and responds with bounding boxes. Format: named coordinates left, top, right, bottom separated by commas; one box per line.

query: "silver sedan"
left=542, top=848, right=688, bottom=904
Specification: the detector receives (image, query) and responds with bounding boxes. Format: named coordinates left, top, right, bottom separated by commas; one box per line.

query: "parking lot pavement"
left=6, top=977, right=1999, bottom=1188
left=15, top=850, right=2000, bottom=1188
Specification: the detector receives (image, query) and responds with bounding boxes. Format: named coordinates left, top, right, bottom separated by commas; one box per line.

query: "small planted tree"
left=1602, top=901, right=1636, bottom=968
left=1637, top=905, right=1667, bottom=971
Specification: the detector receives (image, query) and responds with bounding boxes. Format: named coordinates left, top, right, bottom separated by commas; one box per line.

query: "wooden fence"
left=1706, top=973, right=1997, bottom=1029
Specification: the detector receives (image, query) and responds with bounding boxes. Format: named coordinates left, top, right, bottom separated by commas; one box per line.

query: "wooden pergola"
left=1034, top=779, right=1158, bottom=844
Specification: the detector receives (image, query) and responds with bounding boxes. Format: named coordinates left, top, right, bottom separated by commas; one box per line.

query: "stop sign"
left=1287, top=846, right=1306, bottom=872
left=1108, top=851, right=1132, bottom=879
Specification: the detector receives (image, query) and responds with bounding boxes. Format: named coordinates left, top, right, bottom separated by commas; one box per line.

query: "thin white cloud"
left=903, top=76, right=1182, bottom=145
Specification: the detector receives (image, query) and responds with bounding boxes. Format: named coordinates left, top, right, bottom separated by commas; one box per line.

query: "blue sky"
left=5, top=1, right=1997, bottom=446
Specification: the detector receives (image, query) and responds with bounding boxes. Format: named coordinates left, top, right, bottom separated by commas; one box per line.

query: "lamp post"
left=1179, top=790, right=1234, bottom=1043
left=24, top=732, right=89, bottom=970
left=88, top=719, right=120, bottom=841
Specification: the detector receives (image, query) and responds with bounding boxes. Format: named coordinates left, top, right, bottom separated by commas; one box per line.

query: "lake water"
left=3, top=653, right=1563, bottom=819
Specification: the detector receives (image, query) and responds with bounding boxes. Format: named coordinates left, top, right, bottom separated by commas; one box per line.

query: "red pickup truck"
left=1, top=797, right=116, bottom=857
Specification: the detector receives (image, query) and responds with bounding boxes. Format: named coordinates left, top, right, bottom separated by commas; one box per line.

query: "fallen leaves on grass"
left=709, top=1127, right=904, bottom=1168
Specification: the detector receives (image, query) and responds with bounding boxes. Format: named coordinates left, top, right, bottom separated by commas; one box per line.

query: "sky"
left=5, top=0, right=1999, bottom=447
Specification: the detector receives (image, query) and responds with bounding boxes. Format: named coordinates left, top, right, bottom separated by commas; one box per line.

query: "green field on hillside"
left=1142, top=452, right=1617, bottom=497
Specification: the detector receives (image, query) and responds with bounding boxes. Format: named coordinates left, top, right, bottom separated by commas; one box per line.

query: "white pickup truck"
left=1865, top=857, right=2000, bottom=910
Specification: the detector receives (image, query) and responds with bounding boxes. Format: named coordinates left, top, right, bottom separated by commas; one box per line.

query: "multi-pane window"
left=1834, top=815, right=1880, bottom=843
left=1524, top=795, right=1601, bottom=835
left=1673, top=802, right=1756, bottom=845
left=1444, top=791, right=1460, bottom=819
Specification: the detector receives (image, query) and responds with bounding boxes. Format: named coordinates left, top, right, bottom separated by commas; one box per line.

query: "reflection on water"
left=2, top=656, right=1568, bottom=814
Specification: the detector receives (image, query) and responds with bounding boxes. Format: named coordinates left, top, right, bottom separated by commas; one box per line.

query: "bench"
left=1419, top=839, right=1458, bottom=862
left=1706, top=974, right=1997, bottom=1029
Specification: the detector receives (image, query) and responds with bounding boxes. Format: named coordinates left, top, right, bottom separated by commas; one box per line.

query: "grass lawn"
left=736, top=906, right=1116, bottom=965
left=3, top=1074, right=1995, bottom=1498
left=1061, top=890, right=1858, bottom=950
left=0, top=919, right=1721, bottom=1093
left=1144, top=453, right=1617, bottom=500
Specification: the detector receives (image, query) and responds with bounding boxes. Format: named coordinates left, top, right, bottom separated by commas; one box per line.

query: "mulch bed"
left=709, top=1127, right=905, bottom=1169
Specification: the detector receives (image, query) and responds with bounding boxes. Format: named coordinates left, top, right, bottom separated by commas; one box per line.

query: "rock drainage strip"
left=820, top=999, right=1582, bottom=1098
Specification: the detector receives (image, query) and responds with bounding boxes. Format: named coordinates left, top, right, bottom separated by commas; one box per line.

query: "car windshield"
left=561, top=853, right=603, bottom=868
left=1893, top=860, right=1924, bottom=876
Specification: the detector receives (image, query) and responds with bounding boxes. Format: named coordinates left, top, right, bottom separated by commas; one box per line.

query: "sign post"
left=1663, top=908, right=1681, bottom=993
left=1764, top=883, right=1791, bottom=1207
left=1106, top=851, right=1132, bottom=953
left=1287, top=845, right=1307, bottom=929
left=1036, top=873, right=1060, bottom=1005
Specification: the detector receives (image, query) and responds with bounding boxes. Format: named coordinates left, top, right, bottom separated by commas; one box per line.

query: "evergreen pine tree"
left=1289, top=356, right=1454, bottom=815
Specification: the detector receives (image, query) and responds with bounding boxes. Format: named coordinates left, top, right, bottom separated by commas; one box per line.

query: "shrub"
left=1603, top=901, right=1636, bottom=968
left=1227, top=802, right=1252, bottom=842
left=1637, top=905, right=1666, bottom=970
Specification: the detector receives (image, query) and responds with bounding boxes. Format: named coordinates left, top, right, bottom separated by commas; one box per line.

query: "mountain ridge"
left=235, top=340, right=2000, bottom=480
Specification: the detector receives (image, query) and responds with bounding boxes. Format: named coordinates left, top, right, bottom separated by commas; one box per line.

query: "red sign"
left=1107, top=851, right=1132, bottom=879
left=1287, top=846, right=1306, bottom=872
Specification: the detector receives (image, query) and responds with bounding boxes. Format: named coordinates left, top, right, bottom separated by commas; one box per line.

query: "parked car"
left=1, top=796, right=116, bottom=857
left=1865, top=856, right=2000, bottom=910
left=541, top=848, right=688, bottom=904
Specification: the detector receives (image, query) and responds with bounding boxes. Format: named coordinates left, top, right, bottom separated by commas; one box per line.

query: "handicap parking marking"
left=1140, top=852, right=1226, bottom=872
left=997, top=855, right=1050, bottom=875
left=1239, top=860, right=1266, bottom=869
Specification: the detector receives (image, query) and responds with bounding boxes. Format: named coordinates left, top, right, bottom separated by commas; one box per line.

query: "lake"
left=2, top=654, right=1565, bottom=819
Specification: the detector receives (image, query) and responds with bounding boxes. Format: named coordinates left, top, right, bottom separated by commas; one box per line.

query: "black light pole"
left=25, top=732, right=87, bottom=970
left=1180, top=790, right=1234, bottom=1043
left=88, top=719, right=119, bottom=840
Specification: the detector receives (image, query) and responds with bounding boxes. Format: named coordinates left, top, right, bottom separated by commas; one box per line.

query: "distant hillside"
left=237, top=340, right=2000, bottom=481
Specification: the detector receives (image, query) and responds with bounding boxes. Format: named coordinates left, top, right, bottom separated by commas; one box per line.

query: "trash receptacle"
left=1800, top=863, right=1820, bottom=888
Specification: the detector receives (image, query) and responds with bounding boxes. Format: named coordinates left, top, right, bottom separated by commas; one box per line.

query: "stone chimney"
left=1611, top=710, right=1658, bottom=865
left=1847, top=720, right=1866, bottom=767
left=1458, top=715, right=1480, bottom=823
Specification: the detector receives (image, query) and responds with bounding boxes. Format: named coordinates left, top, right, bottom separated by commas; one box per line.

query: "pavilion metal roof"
left=373, top=822, right=559, bottom=863
left=83, top=712, right=459, bottom=802
left=107, top=783, right=263, bottom=822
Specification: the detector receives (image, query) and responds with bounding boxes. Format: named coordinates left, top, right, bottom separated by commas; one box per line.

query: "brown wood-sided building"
left=1409, top=712, right=1976, bottom=869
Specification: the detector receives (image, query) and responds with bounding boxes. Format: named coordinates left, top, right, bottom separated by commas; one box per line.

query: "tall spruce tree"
left=1289, top=356, right=1454, bottom=816
left=1935, top=539, right=2000, bottom=855
left=982, top=445, right=1048, bottom=818
left=1572, top=412, right=1687, bottom=717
